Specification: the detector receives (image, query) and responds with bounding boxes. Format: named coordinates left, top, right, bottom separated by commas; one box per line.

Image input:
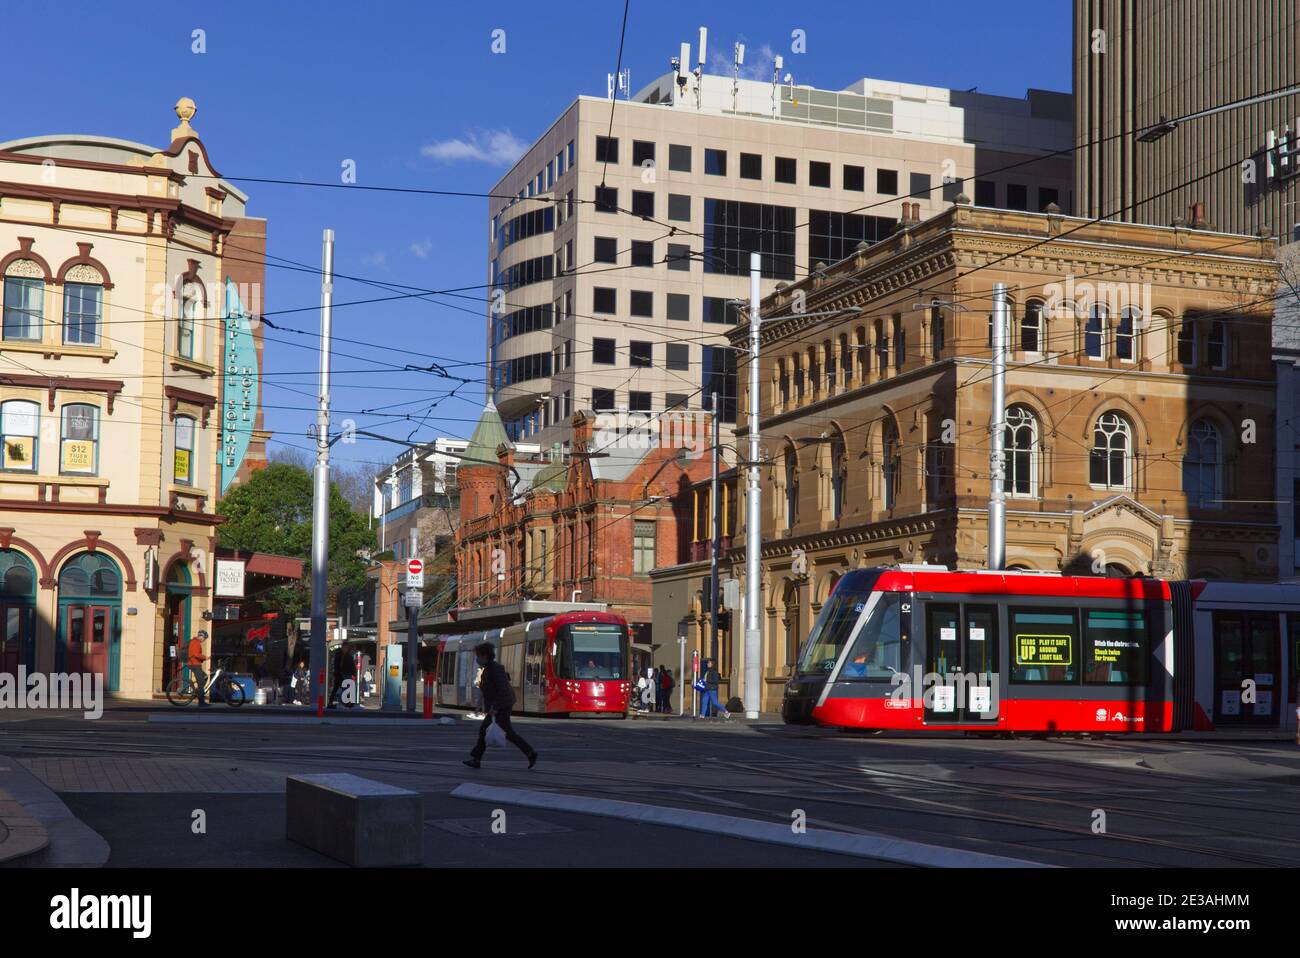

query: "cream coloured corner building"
left=0, top=99, right=267, bottom=698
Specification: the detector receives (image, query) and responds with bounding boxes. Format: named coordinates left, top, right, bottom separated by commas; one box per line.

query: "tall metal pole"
left=988, top=282, right=1008, bottom=571
left=309, top=229, right=335, bottom=710
left=744, top=251, right=763, bottom=718
left=709, top=391, right=720, bottom=666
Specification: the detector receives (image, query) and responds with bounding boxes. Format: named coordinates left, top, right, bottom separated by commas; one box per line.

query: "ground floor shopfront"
left=0, top=507, right=222, bottom=699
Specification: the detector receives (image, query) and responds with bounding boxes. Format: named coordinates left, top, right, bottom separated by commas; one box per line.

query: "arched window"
left=855, top=326, right=868, bottom=379
left=882, top=420, right=900, bottom=509
left=1183, top=419, right=1221, bottom=508
left=3, top=263, right=43, bottom=342
left=777, top=359, right=790, bottom=407
left=0, top=549, right=35, bottom=598
left=808, top=346, right=820, bottom=399
left=839, top=333, right=852, bottom=386
left=823, top=340, right=836, bottom=394
left=60, top=404, right=99, bottom=476
left=784, top=445, right=798, bottom=530
left=1021, top=300, right=1044, bottom=353
left=0, top=399, right=39, bottom=472
left=174, top=415, right=196, bottom=485
left=829, top=430, right=846, bottom=521
left=1086, top=304, right=1107, bottom=359
left=893, top=316, right=905, bottom=371
left=1117, top=306, right=1138, bottom=362
left=59, top=551, right=121, bottom=599
left=178, top=284, right=200, bottom=359
left=63, top=267, right=104, bottom=345
left=874, top=320, right=888, bottom=373
left=1089, top=412, right=1132, bottom=490
left=783, top=582, right=801, bottom=667
left=792, top=353, right=804, bottom=402
left=1004, top=405, right=1038, bottom=497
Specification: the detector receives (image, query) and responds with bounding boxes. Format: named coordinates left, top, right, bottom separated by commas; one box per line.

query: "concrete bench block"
left=286, top=773, right=423, bottom=867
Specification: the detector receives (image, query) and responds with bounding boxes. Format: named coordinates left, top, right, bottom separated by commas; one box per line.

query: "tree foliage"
left=217, top=462, right=375, bottom=617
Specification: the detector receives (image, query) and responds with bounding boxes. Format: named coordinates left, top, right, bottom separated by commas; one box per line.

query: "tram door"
left=924, top=602, right=999, bottom=723
left=523, top=627, right=545, bottom=712
left=1213, top=611, right=1280, bottom=725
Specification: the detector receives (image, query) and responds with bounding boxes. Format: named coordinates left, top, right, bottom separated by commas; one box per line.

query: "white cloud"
left=409, top=240, right=432, bottom=259
left=709, top=42, right=777, bottom=82
left=361, top=250, right=387, bottom=268
left=420, top=129, right=528, bottom=166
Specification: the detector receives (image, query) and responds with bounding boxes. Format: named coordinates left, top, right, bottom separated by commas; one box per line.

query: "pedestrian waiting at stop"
left=698, top=658, right=730, bottom=719
left=463, top=642, right=537, bottom=770
left=659, top=667, right=675, bottom=712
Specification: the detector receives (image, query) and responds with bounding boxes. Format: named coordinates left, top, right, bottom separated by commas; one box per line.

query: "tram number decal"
left=1015, top=633, right=1072, bottom=666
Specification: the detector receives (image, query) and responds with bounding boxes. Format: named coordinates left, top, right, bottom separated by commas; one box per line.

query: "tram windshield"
left=796, top=585, right=873, bottom=674
left=555, top=621, right=627, bottom=679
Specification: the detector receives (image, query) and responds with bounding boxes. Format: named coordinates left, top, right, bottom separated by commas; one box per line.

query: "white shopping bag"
left=485, top=717, right=508, bottom=747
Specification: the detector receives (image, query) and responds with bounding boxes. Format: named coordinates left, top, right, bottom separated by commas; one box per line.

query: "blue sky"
left=4, top=0, right=1072, bottom=471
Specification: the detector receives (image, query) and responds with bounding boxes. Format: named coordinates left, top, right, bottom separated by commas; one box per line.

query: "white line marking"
left=450, top=783, right=1052, bottom=868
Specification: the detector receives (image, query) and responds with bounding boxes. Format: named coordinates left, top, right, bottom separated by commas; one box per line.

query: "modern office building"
left=1074, top=0, right=1300, bottom=244
left=487, top=33, right=1074, bottom=452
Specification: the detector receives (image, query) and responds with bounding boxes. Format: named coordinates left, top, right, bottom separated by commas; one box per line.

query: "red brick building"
left=455, top=402, right=716, bottom=645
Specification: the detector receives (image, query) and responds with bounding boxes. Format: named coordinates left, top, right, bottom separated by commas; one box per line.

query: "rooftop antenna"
left=618, top=67, right=631, bottom=99
left=771, top=53, right=783, bottom=117
left=694, top=27, right=708, bottom=109
left=733, top=41, right=745, bottom=113
left=675, top=42, right=691, bottom=105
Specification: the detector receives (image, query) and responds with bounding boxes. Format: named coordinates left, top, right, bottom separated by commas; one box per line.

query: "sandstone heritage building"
left=695, top=200, right=1279, bottom=710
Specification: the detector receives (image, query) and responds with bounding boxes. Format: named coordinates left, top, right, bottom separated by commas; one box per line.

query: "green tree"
left=217, top=462, right=375, bottom=617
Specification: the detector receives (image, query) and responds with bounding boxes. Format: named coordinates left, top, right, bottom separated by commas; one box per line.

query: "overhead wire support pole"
left=309, top=228, right=335, bottom=712
left=744, top=251, right=763, bottom=719
left=988, top=282, right=1008, bottom=571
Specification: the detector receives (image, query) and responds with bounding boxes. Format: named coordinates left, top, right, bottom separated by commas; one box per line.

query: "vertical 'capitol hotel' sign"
left=221, top=277, right=259, bottom=493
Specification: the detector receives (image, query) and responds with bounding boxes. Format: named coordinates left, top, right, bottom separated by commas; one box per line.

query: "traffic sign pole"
left=404, top=558, right=423, bottom=713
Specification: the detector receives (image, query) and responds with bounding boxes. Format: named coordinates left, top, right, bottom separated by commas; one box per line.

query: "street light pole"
left=744, top=251, right=763, bottom=719
left=309, top=228, right=334, bottom=711
left=988, top=282, right=1008, bottom=571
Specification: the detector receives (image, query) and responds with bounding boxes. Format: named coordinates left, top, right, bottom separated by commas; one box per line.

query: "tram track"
left=3, top=718, right=1296, bottom=866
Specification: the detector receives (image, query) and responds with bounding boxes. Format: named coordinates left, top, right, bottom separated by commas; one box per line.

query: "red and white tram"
left=433, top=611, right=631, bottom=717
left=782, top=567, right=1300, bottom=734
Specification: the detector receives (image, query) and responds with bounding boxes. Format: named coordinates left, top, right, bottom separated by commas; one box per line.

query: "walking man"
left=187, top=629, right=209, bottom=708
left=699, top=658, right=730, bottom=719
left=464, top=642, right=537, bottom=769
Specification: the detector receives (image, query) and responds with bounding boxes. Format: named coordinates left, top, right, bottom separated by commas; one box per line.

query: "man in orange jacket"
left=187, top=629, right=209, bottom=707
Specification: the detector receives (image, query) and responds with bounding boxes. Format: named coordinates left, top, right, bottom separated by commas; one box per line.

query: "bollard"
left=424, top=673, right=434, bottom=719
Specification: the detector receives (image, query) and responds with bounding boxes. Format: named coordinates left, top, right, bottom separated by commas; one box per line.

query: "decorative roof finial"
left=172, top=97, right=198, bottom=141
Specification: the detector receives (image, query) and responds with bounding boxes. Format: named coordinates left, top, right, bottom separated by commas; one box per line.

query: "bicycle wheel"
left=220, top=676, right=246, bottom=708
left=166, top=675, right=196, bottom=707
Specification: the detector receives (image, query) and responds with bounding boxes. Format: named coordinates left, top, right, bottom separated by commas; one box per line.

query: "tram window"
left=840, top=593, right=903, bottom=680
left=1083, top=609, right=1149, bottom=685
left=797, top=586, right=873, bottom=674
left=1009, top=608, right=1078, bottom=683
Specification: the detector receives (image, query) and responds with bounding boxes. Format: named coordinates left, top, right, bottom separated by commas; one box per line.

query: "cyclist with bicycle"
left=187, top=629, right=210, bottom=708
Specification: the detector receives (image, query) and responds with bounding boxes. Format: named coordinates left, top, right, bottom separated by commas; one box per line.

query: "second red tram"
left=782, top=567, right=1198, bottom=733
left=433, top=611, right=631, bottom=717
